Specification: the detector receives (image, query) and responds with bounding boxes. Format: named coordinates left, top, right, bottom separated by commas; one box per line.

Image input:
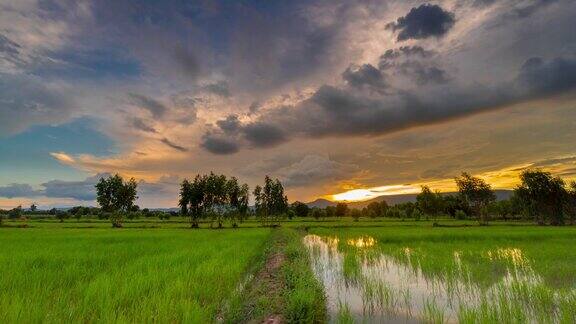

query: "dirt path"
left=221, top=229, right=287, bottom=324
left=259, top=250, right=286, bottom=323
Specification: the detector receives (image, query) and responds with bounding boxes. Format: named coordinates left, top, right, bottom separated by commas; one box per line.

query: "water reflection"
left=304, top=235, right=573, bottom=323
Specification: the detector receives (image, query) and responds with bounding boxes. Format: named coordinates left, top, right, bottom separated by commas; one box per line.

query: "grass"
left=0, top=226, right=271, bottom=323
left=1, top=217, right=575, bottom=323
left=307, top=224, right=576, bottom=323
left=224, top=228, right=326, bottom=323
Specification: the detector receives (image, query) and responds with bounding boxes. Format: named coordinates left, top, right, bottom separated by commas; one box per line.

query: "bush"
left=455, top=210, right=467, bottom=220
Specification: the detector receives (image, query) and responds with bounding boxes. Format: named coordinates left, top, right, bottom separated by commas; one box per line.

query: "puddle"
left=304, top=234, right=573, bottom=323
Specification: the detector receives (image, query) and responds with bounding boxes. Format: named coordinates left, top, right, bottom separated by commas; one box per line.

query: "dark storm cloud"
left=216, top=115, right=241, bottom=134
left=210, top=54, right=576, bottom=153
left=387, top=4, right=455, bottom=41
left=129, top=93, right=168, bottom=119
left=131, top=118, right=157, bottom=133
left=242, top=122, right=286, bottom=148
left=516, top=56, right=576, bottom=97
left=160, top=138, right=188, bottom=152
left=398, top=61, right=450, bottom=85
left=200, top=134, right=240, bottom=155
left=342, top=64, right=388, bottom=93
left=381, top=46, right=435, bottom=60
left=0, top=184, right=41, bottom=198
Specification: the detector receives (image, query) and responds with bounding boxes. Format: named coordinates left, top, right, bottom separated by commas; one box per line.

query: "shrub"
left=455, top=210, right=467, bottom=220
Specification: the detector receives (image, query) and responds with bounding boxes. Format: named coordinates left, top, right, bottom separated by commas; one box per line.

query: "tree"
left=30, top=204, right=37, bottom=212
left=325, top=206, right=336, bottom=217
left=335, top=202, right=348, bottom=217
left=291, top=201, right=310, bottom=217
left=350, top=208, right=362, bottom=222
left=311, top=208, right=324, bottom=220
left=455, top=172, right=495, bottom=224
left=366, top=201, right=387, bottom=218
left=515, top=170, right=568, bottom=225
left=55, top=210, right=69, bottom=223
left=95, top=174, right=138, bottom=228
left=9, top=205, right=22, bottom=219
left=179, top=173, right=250, bottom=229
left=417, top=186, right=443, bottom=217
left=253, top=176, right=288, bottom=226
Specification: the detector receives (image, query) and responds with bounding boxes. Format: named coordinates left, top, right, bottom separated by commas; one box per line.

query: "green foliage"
left=515, top=169, right=569, bottom=225
left=335, top=202, right=348, bottom=217
left=95, top=174, right=138, bottom=227
left=417, top=185, right=444, bottom=216
left=366, top=201, right=388, bottom=218
left=291, top=201, right=310, bottom=217
left=455, top=172, right=496, bottom=224
left=455, top=209, right=467, bottom=220
left=179, top=173, right=251, bottom=228
left=8, top=205, right=22, bottom=219
left=281, top=230, right=326, bottom=323
left=254, top=176, right=288, bottom=226
left=349, top=209, right=362, bottom=222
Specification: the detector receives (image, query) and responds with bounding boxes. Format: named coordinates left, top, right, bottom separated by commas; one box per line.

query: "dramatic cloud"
left=131, top=118, right=157, bottom=133
left=215, top=54, right=576, bottom=151
left=279, top=155, right=358, bottom=187
left=216, top=115, right=241, bottom=135
left=242, top=123, right=286, bottom=148
left=0, top=74, right=74, bottom=136
left=129, top=94, right=168, bottom=119
left=342, top=64, right=388, bottom=93
left=0, top=184, right=41, bottom=198
left=387, top=4, right=455, bottom=41
left=42, top=176, right=101, bottom=201
left=201, top=134, right=240, bottom=155
left=160, top=138, right=188, bottom=152
left=516, top=56, right=576, bottom=97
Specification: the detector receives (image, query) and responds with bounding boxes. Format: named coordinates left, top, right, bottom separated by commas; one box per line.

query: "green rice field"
left=1, top=219, right=576, bottom=323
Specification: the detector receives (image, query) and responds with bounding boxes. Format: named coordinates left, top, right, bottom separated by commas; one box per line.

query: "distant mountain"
left=306, top=190, right=513, bottom=209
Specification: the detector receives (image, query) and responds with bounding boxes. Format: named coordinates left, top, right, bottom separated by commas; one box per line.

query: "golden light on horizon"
left=328, top=158, right=576, bottom=203
left=331, top=184, right=421, bottom=202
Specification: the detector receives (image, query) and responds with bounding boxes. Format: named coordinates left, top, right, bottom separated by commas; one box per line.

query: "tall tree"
left=335, top=202, right=348, bottom=217
left=95, top=174, right=138, bottom=228
left=455, top=172, right=495, bottom=224
left=417, top=186, right=443, bottom=217
left=515, top=170, right=568, bottom=225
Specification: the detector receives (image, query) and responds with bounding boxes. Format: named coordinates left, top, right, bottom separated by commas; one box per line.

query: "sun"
left=331, top=189, right=378, bottom=202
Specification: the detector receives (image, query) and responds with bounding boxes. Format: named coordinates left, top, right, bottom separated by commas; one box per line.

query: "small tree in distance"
left=95, top=174, right=138, bottom=228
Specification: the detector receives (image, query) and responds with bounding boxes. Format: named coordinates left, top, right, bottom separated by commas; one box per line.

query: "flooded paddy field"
left=305, top=226, right=576, bottom=323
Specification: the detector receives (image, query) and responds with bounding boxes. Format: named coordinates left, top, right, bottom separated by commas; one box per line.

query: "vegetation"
left=179, top=173, right=250, bottom=228
left=95, top=174, right=138, bottom=227
left=308, top=225, right=576, bottom=323
left=0, top=227, right=271, bottom=323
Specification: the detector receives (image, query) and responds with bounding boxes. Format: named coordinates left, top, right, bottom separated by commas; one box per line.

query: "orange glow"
left=331, top=184, right=420, bottom=202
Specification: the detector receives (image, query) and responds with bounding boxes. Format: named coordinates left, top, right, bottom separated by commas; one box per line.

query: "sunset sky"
left=1, top=0, right=576, bottom=208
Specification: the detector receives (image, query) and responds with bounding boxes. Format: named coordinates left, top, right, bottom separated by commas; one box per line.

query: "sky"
left=1, top=0, right=576, bottom=209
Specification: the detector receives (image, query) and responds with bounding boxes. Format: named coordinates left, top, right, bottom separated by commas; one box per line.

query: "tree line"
left=1, top=169, right=575, bottom=227
left=289, top=170, right=576, bottom=226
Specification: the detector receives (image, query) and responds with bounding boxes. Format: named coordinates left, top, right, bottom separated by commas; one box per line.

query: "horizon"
left=1, top=0, right=576, bottom=209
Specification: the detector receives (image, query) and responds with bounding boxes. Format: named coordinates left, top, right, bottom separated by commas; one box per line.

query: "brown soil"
left=258, top=251, right=285, bottom=323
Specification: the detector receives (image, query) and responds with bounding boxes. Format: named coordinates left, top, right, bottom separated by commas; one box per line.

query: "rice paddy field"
left=1, top=218, right=576, bottom=323
left=306, top=226, right=576, bottom=323
left=0, top=226, right=272, bottom=323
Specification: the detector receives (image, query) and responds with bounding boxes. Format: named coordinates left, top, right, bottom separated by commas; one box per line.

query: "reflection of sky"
left=304, top=235, right=563, bottom=323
